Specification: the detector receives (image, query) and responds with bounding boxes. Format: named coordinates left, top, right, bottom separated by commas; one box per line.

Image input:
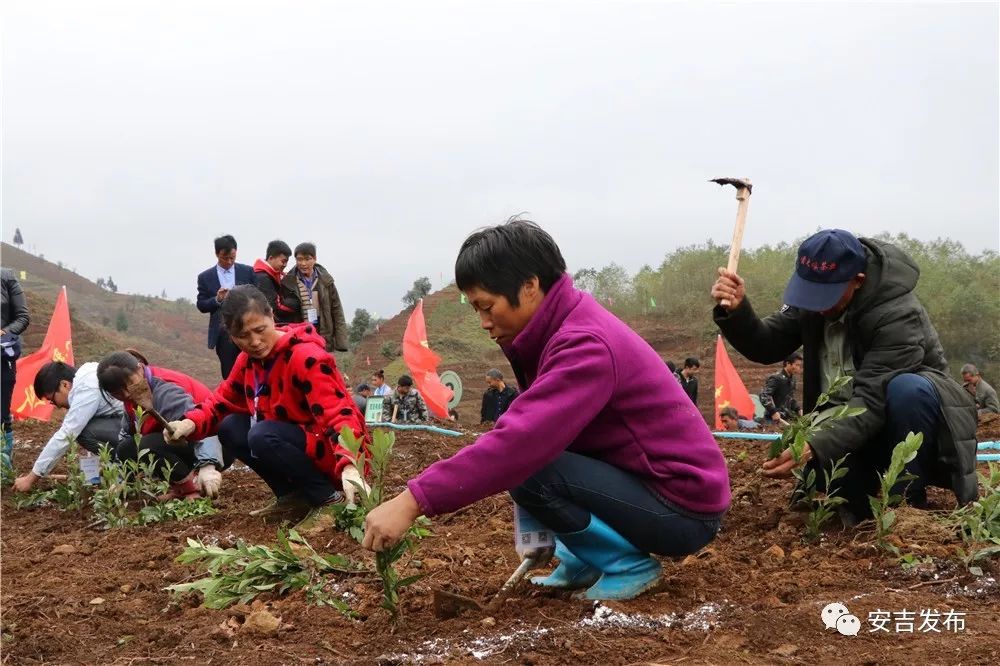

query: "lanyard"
left=252, top=360, right=274, bottom=399
left=250, top=360, right=275, bottom=422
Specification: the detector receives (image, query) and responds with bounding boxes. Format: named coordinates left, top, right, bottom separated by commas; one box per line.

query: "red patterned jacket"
left=184, top=324, right=367, bottom=482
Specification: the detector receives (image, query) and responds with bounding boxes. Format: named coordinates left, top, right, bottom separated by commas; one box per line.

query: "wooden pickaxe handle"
left=146, top=407, right=177, bottom=438
left=727, top=185, right=751, bottom=274
left=722, top=184, right=752, bottom=308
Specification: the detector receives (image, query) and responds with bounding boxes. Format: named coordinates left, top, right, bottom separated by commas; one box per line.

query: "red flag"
left=13, top=287, right=75, bottom=421
left=714, top=335, right=754, bottom=430
left=402, top=299, right=452, bottom=418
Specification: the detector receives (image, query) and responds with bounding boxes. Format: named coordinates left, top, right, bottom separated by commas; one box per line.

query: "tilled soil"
left=2, top=421, right=999, bottom=665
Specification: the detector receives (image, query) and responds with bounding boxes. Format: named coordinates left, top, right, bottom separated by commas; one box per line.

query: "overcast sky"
left=3, top=1, right=997, bottom=318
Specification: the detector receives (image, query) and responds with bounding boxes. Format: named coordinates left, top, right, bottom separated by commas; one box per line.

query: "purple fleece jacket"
left=408, top=274, right=731, bottom=517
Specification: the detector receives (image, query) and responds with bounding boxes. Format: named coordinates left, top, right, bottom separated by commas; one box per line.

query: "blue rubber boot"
left=530, top=536, right=600, bottom=589
left=563, top=515, right=662, bottom=601
left=2, top=430, right=13, bottom=467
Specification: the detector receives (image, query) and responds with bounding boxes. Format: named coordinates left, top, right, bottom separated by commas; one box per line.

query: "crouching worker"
left=97, top=351, right=226, bottom=500
left=361, top=220, right=731, bottom=600
left=711, top=229, right=978, bottom=522
left=164, top=285, right=370, bottom=528
left=12, top=361, right=124, bottom=492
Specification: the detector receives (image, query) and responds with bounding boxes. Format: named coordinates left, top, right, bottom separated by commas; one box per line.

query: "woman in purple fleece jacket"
left=363, top=220, right=730, bottom=600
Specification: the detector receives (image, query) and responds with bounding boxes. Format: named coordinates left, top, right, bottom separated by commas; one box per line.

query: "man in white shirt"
left=196, top=235, right=255, bottom=378
left=12, top=361, right=124, bottom=492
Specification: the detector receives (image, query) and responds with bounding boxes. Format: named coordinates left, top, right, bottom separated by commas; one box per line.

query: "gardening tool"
left=710, top=177, right=753, bottom=308
left=432, top=547, right=553, bottom=619
left=146, top=407, right=177, bottom=438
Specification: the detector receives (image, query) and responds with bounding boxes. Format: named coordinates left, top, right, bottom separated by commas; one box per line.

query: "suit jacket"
left=196, top=263, right=255, bottom=348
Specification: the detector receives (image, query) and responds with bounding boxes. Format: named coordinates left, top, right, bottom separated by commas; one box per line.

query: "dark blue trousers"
left=218, top=414, right=337, bottom=506
left=821, top=373, right=943, bottom=517
left=510, top=451, right=722, bottom=557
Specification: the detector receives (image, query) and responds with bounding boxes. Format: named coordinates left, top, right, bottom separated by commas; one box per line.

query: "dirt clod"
left=241, top=610, right=281, bottom=636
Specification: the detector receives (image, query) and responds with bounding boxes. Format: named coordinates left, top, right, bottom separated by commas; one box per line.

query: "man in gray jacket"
left=961, top=364, right=1000, bottom=416
left=711, top=229, right=977, bottom=521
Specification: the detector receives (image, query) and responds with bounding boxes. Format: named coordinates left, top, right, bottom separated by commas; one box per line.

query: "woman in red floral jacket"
left=166, top=285, right=369, bottom=528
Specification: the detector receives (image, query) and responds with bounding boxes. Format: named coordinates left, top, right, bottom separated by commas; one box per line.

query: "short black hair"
left=397, top=375, right=414, bottom=387
left=214, top=235, right=238, bottom=254
left=684, top=357, right=700, bottom=369
left=455, top=218, right=567, bottom=308
left=371, top=369, right=385, bottom=380
left=719, top=406, right=738, bottom=419
left=266, top=240, right=292, bottom=260
left=294, top=242, right=317, bottom=259
left=34, top=362, right=77, bottom=397
left=666, top=360, right=677, bottom=373
left=97, top=351, right=142, bottom=395
left=221, top=285, right=273, bottom=334
left=784, top=352, right=803, bottom=366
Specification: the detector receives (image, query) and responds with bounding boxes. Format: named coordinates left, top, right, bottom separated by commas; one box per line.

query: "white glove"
left=197, top=466, right=223, bottom=498
left=164, top=419, right=196, bottom=445
left=341, top=465, right=370, bottom=506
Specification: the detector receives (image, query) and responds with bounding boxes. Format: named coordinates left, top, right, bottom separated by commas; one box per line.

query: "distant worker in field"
left=96, top=351, right=227, bottom=500
left=354, top=383, right=372, bottom=414
left=253, top=240, right=292, bottom=313
left=12, top=361, right=124, bottom=493
left=961, top=363, right=1000, bottom=416
left=1, top=267, right=29, bottom=465
left=362, top=219, right=730, bottom=601
left=369, top=369, right=391, bottom=397
left=674, top=357, right=700, bottom=404
left=277, top=242, right=349, bottom=353
left=197, top=235, right=256, bottom=378
left=385, top=375, right=428, bottom=423
left=719, top=406, right=759, bottom=432
left=711, top=229, right=978, bottom=523
left=480, top=368, right=518, bottom=423
left=759, top=352, right=803, bottom=424
left=163, top=286, right=369, bottom=530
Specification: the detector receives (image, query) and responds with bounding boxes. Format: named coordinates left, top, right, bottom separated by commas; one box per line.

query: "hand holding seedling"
left=216, top=288, right=229, bottom=302
left=13, top=472, right=39, bottom=492
left=762, top=443, right=813, bottom=478
left=362, top=489, right=422, bottom=552
left=340, top=464, right=370, bottom=505
left=711, top=268, right=746, bottom=312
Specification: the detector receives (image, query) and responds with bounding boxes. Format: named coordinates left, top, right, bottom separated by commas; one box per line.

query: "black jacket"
left=760, top=369, right=801, bottom=420
left=714, top=238, right=977, bottom=503
left=1, top=268, right=29, bottom=360
left=481, top=385, right=519, bottom=422
left=674, top=371, right=698, bottom=405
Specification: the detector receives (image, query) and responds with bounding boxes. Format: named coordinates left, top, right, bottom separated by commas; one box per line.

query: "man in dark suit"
left=197, top=235, right=255, bottom=378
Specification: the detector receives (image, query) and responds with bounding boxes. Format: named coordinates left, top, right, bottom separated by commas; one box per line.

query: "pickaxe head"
left=710, top=177, right=752, bottom=195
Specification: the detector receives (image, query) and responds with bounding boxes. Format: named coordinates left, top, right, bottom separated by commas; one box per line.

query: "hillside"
left=2, top=243, right=219, bottom=386
left=3, top=240, right=783, bottom=422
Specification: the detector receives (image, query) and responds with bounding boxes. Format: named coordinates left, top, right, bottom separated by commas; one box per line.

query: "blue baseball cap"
left=782, top=229, right=867, bottom=312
